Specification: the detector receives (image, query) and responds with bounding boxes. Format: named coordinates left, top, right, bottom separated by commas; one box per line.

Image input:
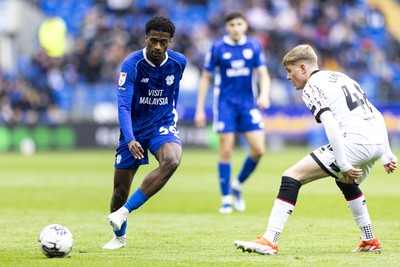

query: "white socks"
left=347, top=195, right=374, bottom=240
left=261, top=195, right=374, bottom=244
left=221, top=195, right=232, bottom=205
left=263, top=199, right=295, bottom=244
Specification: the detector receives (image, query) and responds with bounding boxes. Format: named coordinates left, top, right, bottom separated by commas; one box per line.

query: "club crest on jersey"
left=242, top=49, right=253, bottom=59
left=165, top=75, right=175, bottom=86
left=119, top=72, right=127, bottom=86
left=222, top=52, right=231, bottom=59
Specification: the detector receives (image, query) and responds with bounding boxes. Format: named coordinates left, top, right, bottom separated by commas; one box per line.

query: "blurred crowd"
left=0, top=0, right=400, bottom=125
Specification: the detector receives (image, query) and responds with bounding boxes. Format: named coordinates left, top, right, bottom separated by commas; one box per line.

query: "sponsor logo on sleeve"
left=119, top=72, right=127, bottom=86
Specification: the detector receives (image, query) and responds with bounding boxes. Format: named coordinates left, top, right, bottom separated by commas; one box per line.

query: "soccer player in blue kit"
left=194, top=11, right=271, bottom=213
left=102, top=16, right=186, bottom=250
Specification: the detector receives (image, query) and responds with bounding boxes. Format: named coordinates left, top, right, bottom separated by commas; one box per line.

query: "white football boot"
left=231, top=179, right=246, bottom=212
left=219, top=195, right=232, bottom=214
left=107, top=207, right=129, bottom=232
left=234, top=236, right=278, bottom=255
left=102, top=235, right=126, bottom=250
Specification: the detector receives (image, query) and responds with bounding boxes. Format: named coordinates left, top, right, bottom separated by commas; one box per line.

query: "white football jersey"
left=303, top=70, right=384, bottom=144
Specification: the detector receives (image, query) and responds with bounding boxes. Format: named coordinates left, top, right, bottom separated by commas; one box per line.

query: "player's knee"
left=277, top=176, right=302, bottom=205
left=161, top=157, right=180, bottom=173
left=219, top=148, right=232, bottom=161
left=335, top=180, right=362, bottom=200
left=251, top=147, right=265, bottom=160
left=282, top=168, right=294, bottom=178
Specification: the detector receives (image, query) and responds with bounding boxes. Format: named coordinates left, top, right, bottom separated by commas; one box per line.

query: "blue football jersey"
left=117, top=48, right=187, bottom=143
left=204, top=35, right=267, bottom=108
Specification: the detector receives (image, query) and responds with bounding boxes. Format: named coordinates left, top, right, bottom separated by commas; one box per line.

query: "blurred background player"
left=102, top=16, right=186, bottom=250
left=194, top=11, right=271, bottom=214
left=234, top=44, right=397, bottom=255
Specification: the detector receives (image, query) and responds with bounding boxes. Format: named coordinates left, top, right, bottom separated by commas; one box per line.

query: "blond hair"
left=282, top=44, right=318, bottom=67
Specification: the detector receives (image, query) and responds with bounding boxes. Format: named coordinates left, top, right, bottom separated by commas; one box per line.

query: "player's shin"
left=237, top=156, right=258, bottom=183
left=348, top=195, right=374, bottom=240
left=124, top=188, right=149, bottom=212
left=336, top=181, right=374, bottom=240
left=218, top=162, right=231, bottom=197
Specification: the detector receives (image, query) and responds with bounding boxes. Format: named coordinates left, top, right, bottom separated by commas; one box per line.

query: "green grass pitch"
left=0, top=147, right=399, bottom=266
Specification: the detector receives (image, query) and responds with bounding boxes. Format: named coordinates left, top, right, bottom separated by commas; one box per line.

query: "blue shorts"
left=214, top=102, right=264, bottom=133
left=114, top=125, right=181, bottom=169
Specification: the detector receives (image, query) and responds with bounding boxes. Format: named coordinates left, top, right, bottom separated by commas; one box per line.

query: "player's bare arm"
left=194, top=70, right=212, bottom=128
left=256, top=66, right=271, bottom=110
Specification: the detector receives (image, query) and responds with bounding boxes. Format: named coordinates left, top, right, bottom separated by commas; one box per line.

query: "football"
left=38, top=224, right=73, bottom=258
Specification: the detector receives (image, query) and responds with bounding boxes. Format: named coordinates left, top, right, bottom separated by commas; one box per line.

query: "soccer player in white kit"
left=234, top=44, right=397, bottom=255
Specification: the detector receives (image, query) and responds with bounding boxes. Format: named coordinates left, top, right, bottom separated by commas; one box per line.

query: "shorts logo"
left=329, top=162, right=340, bottom=172
left=217, top=121, right=225, bottom=131
left=141, top=78, right=149, bottom=83
left=119, top=72, right=127, bottom=86
left=165, top=75, right=175, bottom=86
left=116, top=154, right=122, bottom=164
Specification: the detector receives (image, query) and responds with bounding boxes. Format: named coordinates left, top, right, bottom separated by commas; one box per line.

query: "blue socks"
left=237, top=156, right=258, bottom=183
left=218, top=162, right=231, bottom=196
left=116, top=188, right=148, bottom=237
left=113, top=189, right=148, bottom=237
left=115, top=221, right=127, bottom=237
left=123, top=188, right=149, bottom=212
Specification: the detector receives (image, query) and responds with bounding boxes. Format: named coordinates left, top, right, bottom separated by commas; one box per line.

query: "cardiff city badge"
left=165, top=75, right=175, bottom=86
left=119, top=72, right=127, bottom=86
left=242, top=49, right=253, bottom=59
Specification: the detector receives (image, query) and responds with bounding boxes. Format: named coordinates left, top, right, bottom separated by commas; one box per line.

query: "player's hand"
left=383, top=159, right=397, bottom=174
left=257, top=95, right=270, bottom=110
left=128, top=140, right=144, bottom=159
left=194, top=109, right=206, bottom=128
left=342, top=167, right=363, bottom=183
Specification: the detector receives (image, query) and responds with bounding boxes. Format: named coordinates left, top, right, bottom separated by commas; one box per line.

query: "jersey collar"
left=223, top=35, right=247, bottom=46
left=310, top=69, right=320, bottom=77
left=143, top=47, right=169, bottom=67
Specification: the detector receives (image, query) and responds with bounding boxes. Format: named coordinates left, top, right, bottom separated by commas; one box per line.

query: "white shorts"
left=310, top=142, right=385, bottom=184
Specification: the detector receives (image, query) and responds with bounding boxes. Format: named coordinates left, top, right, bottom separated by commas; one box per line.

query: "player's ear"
left=300, top=63, right=307, bottom=73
